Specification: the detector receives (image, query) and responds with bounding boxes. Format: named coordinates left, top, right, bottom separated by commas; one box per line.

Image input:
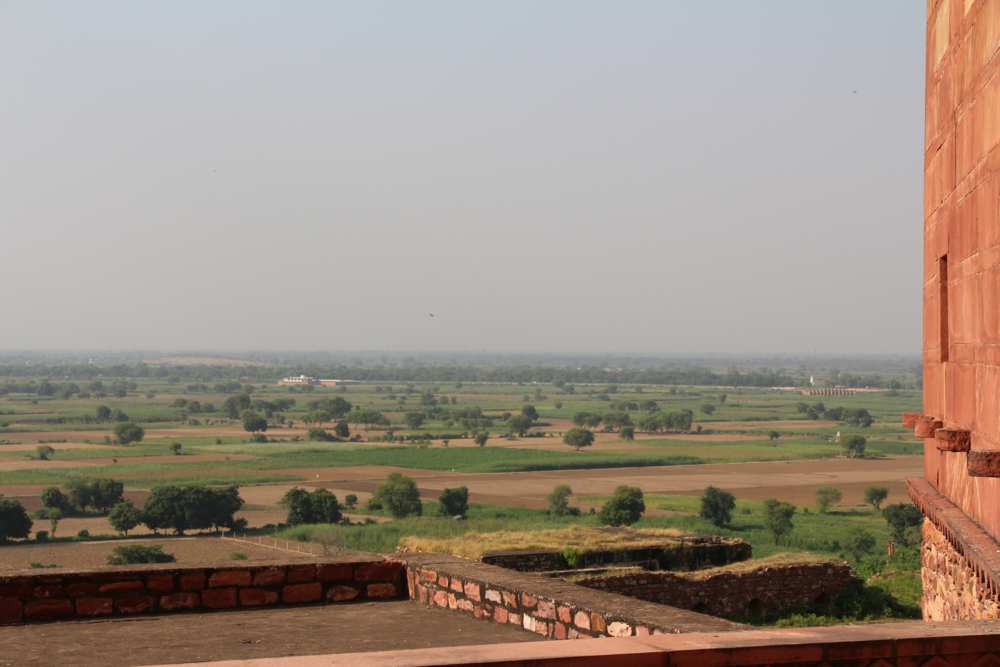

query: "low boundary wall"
left=404, top=553, right=742, bottom=639
left=0, top=558, right=404, bottom=625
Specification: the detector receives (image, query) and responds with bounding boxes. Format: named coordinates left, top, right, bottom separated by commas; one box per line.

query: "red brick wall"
left=922, top=0, right=1000, bottom=541
left=0, top=559, right=403, bottom=625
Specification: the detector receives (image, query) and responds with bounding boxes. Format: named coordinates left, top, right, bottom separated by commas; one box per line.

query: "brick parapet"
left=0, top=558, right=404, bottom=625
left=402, top=553, right=742, bottom=639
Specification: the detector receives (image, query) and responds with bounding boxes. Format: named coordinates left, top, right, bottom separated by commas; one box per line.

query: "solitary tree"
left=700, top=403, right=716, bottom=415
left=842, top=435, right=867, bottom=458
left=109, top=500, right=142, bottom=536
left=438, top=486, right=469, bottom=518
left=509, top=415, right=533, bottom=436
left=35, top=445, right=54, bottom=461
left=241, top=411, right=268, bottom=434
left=48, top=508, right=62, bottom=536
left=768, top=431, right=781, bottom=442
left=373, top=473, right=422, bottom=518
left=40, top=487, right=73, bottom=514
left=764, top=499, right=796, bottom=544
left=547, top=485, right=577, bottom=516
left=864, top=486, right=889, bottom=511
left=620, top=426, right=635, bottom=441
left=113, top=422, right=145, bottom=445
left=404, top=412, right=426, bottom=429
left=0, top=499, right=32, bottom=541
left=521, top=405, right=539, bottom=422
left=563, top=427, right=595, bottom=451
left=815, top=486, right=842, bottom=513
left=699, top=486, right=736, bottom=527
left=599, top=486, right=645, bottom=526
left=171, top=442, right=183, bottom=456
left=883, top=503, right=923, bottom=543
left=334, top=420, right=351, bottom=438
left=474, top=432, right=489, bottom=447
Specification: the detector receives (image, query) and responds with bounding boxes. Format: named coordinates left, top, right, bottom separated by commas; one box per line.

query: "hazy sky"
left=1, top=2, right=925, bottom=355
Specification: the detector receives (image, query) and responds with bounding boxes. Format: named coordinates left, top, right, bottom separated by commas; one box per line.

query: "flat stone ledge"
left=149, top=619, right=1000, bottom=666
left=908, top=477, right=1000, bottom=597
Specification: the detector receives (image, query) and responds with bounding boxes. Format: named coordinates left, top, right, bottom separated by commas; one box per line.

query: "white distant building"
left=279, top=374, right=319, bottom=386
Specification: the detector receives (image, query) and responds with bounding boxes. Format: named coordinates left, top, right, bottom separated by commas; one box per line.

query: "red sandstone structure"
left=906, top=0, right=1000, bottom=621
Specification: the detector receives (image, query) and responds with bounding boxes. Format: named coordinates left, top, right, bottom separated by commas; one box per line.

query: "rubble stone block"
left=282, top=583, right=322, bottom=604
left=160, top=592, right=200, bottom=610
left=327, top=585, right=360, bottom=602
left=239, top=588, right=279, bottom=607
left=25, top=599, right=72, bottom=621
left=208, top=570, right=251, bottom=588
left=202, top=588, right=238, bottom=609
left=75, top=597, right=113, bottom=617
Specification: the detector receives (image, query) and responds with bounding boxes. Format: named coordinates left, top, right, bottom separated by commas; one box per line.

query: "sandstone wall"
left=0, top=558, right=403, bottom=625
left=571, top=561, right=856, bottom=621
left=922, top=518, right=1000, bottom=620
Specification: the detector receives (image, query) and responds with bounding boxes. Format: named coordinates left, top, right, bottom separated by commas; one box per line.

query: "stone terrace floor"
left=0, top=601, right=542, bottom=667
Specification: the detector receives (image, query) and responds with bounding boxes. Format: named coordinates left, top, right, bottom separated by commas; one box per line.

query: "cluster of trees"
left=95, top=405, right=131, bottom=422
left=280, top=488, right=343, bottom=525
left=109, top=485, right=244, bottom=535
left=797, top=402, right=874, bottom=427
left=113, top=422, right=145, bottom=445
left=842, top=435, right=867, bottom=458
left=544, top=484, right=644, bottom=526
left=308, top=421, right=351, bottom=441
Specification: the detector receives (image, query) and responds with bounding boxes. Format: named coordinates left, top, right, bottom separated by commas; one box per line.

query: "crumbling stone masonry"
left=569, top=560, right=856, bottom=622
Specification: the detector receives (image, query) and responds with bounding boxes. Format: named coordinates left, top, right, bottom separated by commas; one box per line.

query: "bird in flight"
left=428, top=313, right=436, bottom=318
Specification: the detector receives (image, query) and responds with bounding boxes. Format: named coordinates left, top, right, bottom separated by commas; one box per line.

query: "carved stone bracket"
left=935, top=428, right=972, bottom=452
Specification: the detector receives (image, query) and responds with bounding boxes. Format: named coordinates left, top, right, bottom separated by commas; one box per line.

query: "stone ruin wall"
left=571, top=561, right=857, bottom=621
left=922, top=519, right=1000, bottom=620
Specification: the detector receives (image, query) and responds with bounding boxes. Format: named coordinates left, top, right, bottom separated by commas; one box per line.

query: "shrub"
left=883, top=503, right=923, bottom=543
left=620, top=426, right=635, bottom=441
left=438, top=486, right=469, bottom=518
left=77, top=529, right=90, bottom=538
left=815, top=486, right=843, bottom=513
left=699, top=486, right=735, bottom=527
left=35, top=445, right=55, bottom=461
left=231, top=551, right=249, bottom=561
left=40, top=487, right=74, bottom=514
left=599, top=486, right=645, bottom=526
left=474, top=432, right=489, bottom=447
left=843, top=528, right=877, bottom=562
left=764, top=499, right=796, bottom=544
left=373, top=473, right=422, bottom=518
left=34, top=531, right=48, bottom=542
left=171, top=442, right=183, bottom=455
left=107, top=544, right=176, bottom=565
left=345, top=494, right=358, bottom=510
left=307, top=428, right=337, bottom=442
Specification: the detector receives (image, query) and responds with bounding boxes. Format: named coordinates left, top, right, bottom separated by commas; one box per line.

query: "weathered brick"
left=98, top=580, right=144, bottom=595
left=417, top=584, right=429, bottom=604
left=25, top=599, right=73, bottom=621
left=447, top=592, right=458, bottom=610
left=433, top=590, right=448, bottom=607
left=367, top=583, right=397, bottom=599
left=75, top=597, right=113, bottom=617
left=202, top=588, right=238, bottom=609
left=474, top=605, right=489, bottom=620
left=0, top=598, right=23, bottom=625
left=282, top=582, right=322, bottom=604
left=558, top=605, right=573, bottom=623
left=502, top=591, right=517, bottom=608
left=146, top=575, right=174, bottom=594
left=253, top=567, right=286, bottom=587
left=66, top=582, right=99, bottom=598
left=532, top=618, right=549, bottom=636
left=179, top=572, right=206, bottom=591
left=494, top=606, right=509, bottom=624
left=160, top=592, right=200, bottom=610
left=208, top=570, right=251, bottom=588
left=463, top=581, right=481, bottom=602
left=554, top=622, right=567, bottom=640
left=316, top=564, right=352, bottom=583
left=591, top=612, right=606, bottom=634
left=449, top=577, right=463, bottom=593
left=485, top=589, right=502, bottom=604
left=239, top=588, right=279, bottom=607
left=33, top=584, right=65, bottom=599
left=285, top=565, right=316, bottom=584
left=116, top=595, right=156, bottom=615
left=574, top=611, right=591, bottom=630
left=635, top=625, right=651, bottom=636
left=521, top=592, right=537, bottom=609
left=419, top=569, right=437, bottom=584
left=327, top=585, right=360, bottom=602
left=354, top=562, right=401, bottom=583
left=457, top=598, right=474, bottom=612
left=536, top=599, right=555, bottom=619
